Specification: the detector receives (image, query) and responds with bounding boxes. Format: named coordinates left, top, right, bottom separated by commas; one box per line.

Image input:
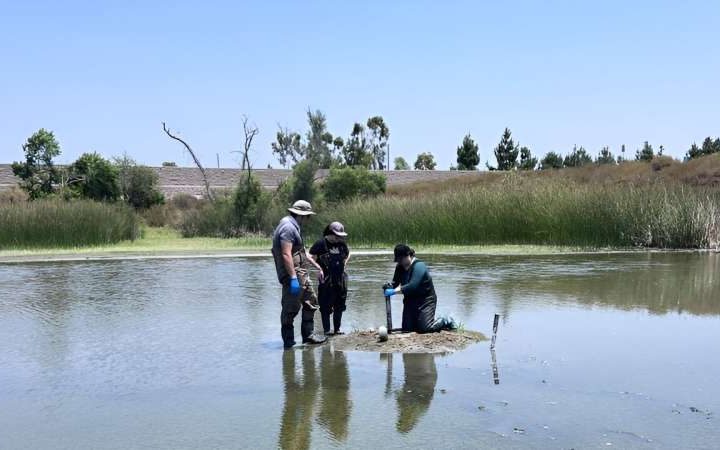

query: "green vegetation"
left=322, top=167, right=386, bottom=203
left=0, top=200, right=139, bottom=249
left=456, top=134, right=480, bottom=170
left=313, top=176, right=719, bottom=248
left=414, top=152, right=437, bottom=170
left=11, top=129, right=61, bottom=199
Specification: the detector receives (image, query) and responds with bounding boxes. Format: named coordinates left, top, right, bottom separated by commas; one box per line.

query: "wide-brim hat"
left=328, top=221, right=348, bottom=237
left=288, top=200, right=316, bottom=216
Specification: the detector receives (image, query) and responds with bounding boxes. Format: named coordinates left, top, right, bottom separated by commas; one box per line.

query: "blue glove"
left=289, top=277, right=301, bottom=295
left=384, top=288, right=396, bottom=297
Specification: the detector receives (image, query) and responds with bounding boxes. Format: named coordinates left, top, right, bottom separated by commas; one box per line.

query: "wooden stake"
left=490, top=314, right=500, bottom=349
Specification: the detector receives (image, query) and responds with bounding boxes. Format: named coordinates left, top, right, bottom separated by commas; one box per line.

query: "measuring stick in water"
left=385, top=294, right=393, bottom=333
left=490, top=314, right=500, bottom=349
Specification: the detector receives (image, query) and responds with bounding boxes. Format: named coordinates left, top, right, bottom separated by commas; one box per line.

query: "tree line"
left=11, top=129, right=164, bottom=208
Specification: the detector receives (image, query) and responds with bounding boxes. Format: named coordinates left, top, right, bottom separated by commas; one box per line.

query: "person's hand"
left=317, top=271, right=325, bottom=284
left=289, top=277, right=301, bottom=295
left=384, top=288, right=396, bottom=297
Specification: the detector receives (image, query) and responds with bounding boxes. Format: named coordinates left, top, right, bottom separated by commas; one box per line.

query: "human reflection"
left=279, top=348, right=352, bottom=450
left=394, top=353, right=438, bottom=434
left=279, top=349, right=318, bottom=450
left=317, top=347, right=352, bottom=442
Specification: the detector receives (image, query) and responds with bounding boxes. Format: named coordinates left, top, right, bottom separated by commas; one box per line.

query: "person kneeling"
left=383, top=244, right=454, bottom=333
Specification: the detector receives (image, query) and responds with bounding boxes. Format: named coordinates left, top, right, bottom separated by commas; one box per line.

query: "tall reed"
left=0, top=200, right=139, bottom=249
left=312, top=178, right=719, bottom=248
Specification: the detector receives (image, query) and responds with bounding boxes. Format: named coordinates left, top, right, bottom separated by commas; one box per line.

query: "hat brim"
left=331, top=230, right=348, bottom=237
left=288, top=208, right=315, bottom=216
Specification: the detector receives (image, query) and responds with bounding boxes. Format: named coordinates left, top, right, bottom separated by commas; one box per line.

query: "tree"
left=539, top=152, right=563, bottom=170
left=394, top=157, right=410, bottom=170
left=456, top=134, right=479, bottom=170
left=68, top=152, right=120, bottom=201
left=518, top=146, right=537, bottom=170
left=635, top=141, right=654, bottom=161
left=305, top=109, right=335, bottom=169
left=112, top=154, right=164, bottom=209
left=490, top=128, right=519, bottom=170
left=162, top=122, right=214, bottom=202
left=563, top=145, right=592, bottom=167
left=687, top=142, right=703, bottom=160
left=596, top=146, right=615, bottom=165
left=11, top=128, right=62, bottom=199
left=366, top=116, right=390, bottom=170
left=271, top=127, right=304, bottom=168
left=322, top=167, right=386, bottom=203
left=290, top=159, right=318, bottom=203
left=701, top=136, right=720, bottom=156
left=414, top=152, right=436, bottom=170
left=162, top=161, right=177, bottom=167
left=125, top=165, right=164, bottom=209
left=342, top=123, right=372, bottom=168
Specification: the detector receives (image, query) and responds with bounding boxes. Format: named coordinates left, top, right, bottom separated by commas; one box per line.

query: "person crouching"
left=383, top=244, right=454, bottom=333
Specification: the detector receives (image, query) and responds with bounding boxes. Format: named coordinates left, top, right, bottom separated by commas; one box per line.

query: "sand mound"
left=328, top=329, right=486, bottom=354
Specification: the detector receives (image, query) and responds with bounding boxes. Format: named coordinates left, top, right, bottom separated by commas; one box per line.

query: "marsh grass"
left=313, top=177, right=720, bottom=249
left=0, top=200, right=139, bottom=249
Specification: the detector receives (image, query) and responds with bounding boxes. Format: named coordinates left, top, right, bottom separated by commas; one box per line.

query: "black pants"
left=318, top=275, right=347, bottom=333
left=401, top=296, right=438, bottom=333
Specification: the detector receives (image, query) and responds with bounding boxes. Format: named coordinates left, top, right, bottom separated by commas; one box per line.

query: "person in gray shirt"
left=272, top=200, right=327, bottom=348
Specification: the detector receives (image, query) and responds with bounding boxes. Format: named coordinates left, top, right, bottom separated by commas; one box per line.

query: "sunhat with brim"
left=288, top=200, right=316, bottom=216
left=328, top=221, right=348, bottom=237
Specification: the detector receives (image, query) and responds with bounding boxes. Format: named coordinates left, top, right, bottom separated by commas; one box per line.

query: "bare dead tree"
left=241, top=115, right=259, bottom=174
left=162, top=122, right=214, bottom=202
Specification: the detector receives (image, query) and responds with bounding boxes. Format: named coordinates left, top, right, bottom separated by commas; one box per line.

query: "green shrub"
left=0, top=200, right=139, bottom=249
left=68, top=152, right=120, bottom=201
left=322, top=167, right=386, bottom=203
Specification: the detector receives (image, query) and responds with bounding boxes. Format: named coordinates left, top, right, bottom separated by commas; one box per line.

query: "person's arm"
left=306, top=249, right=323, bottom=272
left=343, top=245, right=351, bottom=268
left=281, top=241, right=296, bottom=279
left=399, top=262, right=427, bottom=296
left=391, top=265, right=402, bottom=289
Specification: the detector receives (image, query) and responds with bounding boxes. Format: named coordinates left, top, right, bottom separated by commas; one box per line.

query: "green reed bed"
left=0, top=200, right=140, bottom=249
left=315, top=180, right=719, bottom=249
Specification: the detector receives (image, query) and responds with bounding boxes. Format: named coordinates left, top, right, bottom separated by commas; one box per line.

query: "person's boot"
left=321, top=311, right=332, bottom=335
left=333, top=310, right=344, bottom=335
left=281, top=326, right=296, bottom=348
left=302, top=334, right=327, bottom=344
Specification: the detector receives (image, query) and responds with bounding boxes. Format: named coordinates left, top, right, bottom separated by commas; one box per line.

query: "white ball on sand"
left=378, top=326, right=388, bottom=342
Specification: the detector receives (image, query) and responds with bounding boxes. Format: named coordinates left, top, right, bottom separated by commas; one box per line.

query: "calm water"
left=1, top=253, right=718, bottom=449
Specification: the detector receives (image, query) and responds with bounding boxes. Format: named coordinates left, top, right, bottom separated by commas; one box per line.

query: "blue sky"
left=1, top=0, right=718, bottom=169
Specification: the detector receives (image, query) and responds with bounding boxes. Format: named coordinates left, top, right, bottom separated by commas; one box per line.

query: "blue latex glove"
left=289, top=277, right=301, bottom=295
left=384, top=288, right=396, bottom=297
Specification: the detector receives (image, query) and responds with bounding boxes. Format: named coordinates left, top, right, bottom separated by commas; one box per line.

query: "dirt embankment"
left=328, top=329, right=486, bottom=354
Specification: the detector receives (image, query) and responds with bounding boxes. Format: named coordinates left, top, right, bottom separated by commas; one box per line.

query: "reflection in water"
left=279, top=348, right=352, bottom=450
left=490, top=348, right=500, bottom=385
left=394, top=354, right=438, bottom=434
left=317, top=348, right=352, bottom=442
left=279, top=350, right=317, bottom=450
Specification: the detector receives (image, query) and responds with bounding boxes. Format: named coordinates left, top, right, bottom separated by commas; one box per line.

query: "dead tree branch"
left=162, top=122, right=214, bottom=202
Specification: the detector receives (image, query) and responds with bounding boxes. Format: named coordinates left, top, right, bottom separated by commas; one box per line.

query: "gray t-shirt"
left=272, top=216, right=304, bottom=284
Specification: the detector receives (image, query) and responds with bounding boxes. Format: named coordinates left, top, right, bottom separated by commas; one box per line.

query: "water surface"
left=1, top=253, right=718, bottom=449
